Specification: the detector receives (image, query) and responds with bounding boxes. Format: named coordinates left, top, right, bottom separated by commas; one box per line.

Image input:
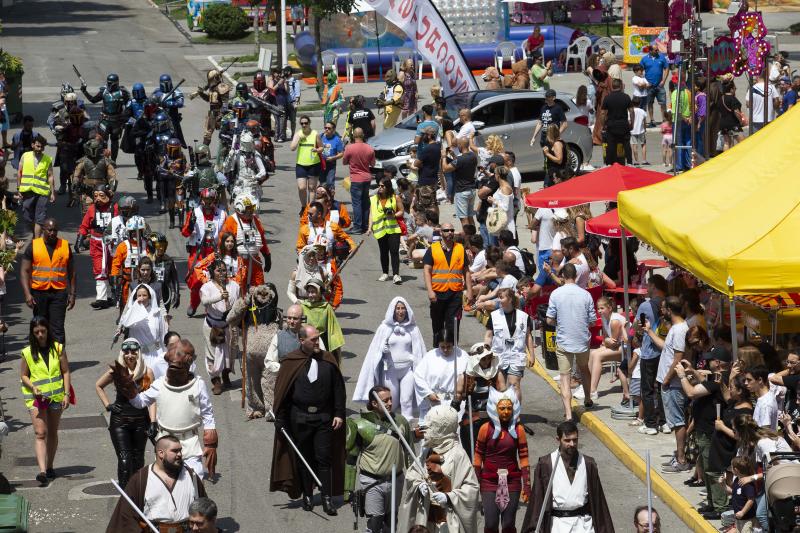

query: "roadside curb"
left=530, top=361, right=718, bottom=533
left=148, top=0, right=193, bottom=43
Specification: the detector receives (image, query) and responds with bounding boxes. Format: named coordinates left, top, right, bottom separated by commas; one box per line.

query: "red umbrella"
left=525, top=163, right=671, bottom=208
left=585, top=209, right=632, bottom=238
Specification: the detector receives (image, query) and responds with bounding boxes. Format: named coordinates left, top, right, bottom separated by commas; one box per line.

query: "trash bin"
left=537, top=303, right=558, bottom=371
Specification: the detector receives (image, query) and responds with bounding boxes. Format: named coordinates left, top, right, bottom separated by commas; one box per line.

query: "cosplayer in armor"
left=216, top=101, right=248, bottom=171
left=219, top=193, right=271, bottom=288
left=144, top=111, right=174, bottom=204
left=182, top=188, right=227, bottom=314
left=81, top=73, right=130, bottom=161
left=105, top=195, right=139, bottom=253
left=76, top=183, right=119, bottom=309
left=110, top=215, right=148, bottom=310
left=147, top=232, right=181, bottom=312
left=245, top=119, right=275, bottom=173
left=192, top=69, right=230, bottom=146
left=71, top=137, right=118, bottom=211
left=51, top=92, right=90, bottom=196
left=153, top=74, right=186, bottom=147
left=157, top=137, right=187, bottom=227
left=225, top=131, right=267, bottom=204
left=250, top=70, right=273, bottom=133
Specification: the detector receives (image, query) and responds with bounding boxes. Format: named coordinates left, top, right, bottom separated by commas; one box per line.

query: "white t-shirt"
left=506, top=246, right=525, bottom=273
left=656, top=320, right=689, bottom=388
left=574, top=253, right=590, bottom=289
left=456, top=121, right=476, bottom=140
left=753, top=390, right=779, bottom=430
left=552, top=230, right=567, bottom=252
left=534, top=208, right=556, bottom=251
left=751, top=82, right=778, bottom=123
left=497, top=274, right=518, bottom=291
left=632, top=75, right=649, bottom=98
left=631, top=347, right=642, bottom=379
left=509, top=166, right=522, bottom=190
left=470, top=249, right=487, bottom=273
left=631, top=107, right=648, bottom=135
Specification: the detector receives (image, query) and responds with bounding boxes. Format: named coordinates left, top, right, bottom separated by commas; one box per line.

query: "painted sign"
left=623, top=26, right=669, bottom=64
left=709, top=35, right=737, bottom=76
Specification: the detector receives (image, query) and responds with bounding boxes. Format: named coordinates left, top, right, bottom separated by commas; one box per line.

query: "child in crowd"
left=406, top=212, right=434, bottom=263
left=630, top=96, right=649, bottom=166
left=405, top=146, right=419, bottom=182
left=729, top=456, right=758, bottom=533
left=627, top=333, right=644, bottom=426
left=661, top=110, right=673, bottom=167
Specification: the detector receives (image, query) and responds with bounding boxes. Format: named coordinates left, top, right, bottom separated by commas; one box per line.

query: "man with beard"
left=521, top=421, right=614, bottom=533
left=106, top=435, right=207, bottom=532
left=113, top=340, right=219, bottom=478
left=270, top=325, right=346, bottom=516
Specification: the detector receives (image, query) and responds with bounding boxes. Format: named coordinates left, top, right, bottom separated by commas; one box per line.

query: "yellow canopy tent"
left=618, top=104, right=800, bottom=296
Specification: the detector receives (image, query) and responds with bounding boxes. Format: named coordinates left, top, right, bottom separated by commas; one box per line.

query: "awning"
left=584, top=209, right=632, bottom=238
left=525, top=163, right=671, bottom=208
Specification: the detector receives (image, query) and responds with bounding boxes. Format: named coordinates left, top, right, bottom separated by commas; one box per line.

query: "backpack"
left=509, top=246, right=537, bottom=277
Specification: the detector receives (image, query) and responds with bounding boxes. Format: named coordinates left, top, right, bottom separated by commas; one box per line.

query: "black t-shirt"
left=538, top=104, right=567, bottom=145
left=693, top=379, right=722, bottom=436
left=348, top=108, right=376, bottom=139
left=476, top=177, right=500, bottom=223
left=452, top=152, right=478, bottom=193
left=708, top=404, right=753, bottom=472
left=783, top=374, right=800, bottom=419
left=418, top=142, right=441, bottom=187
left=731, top=479, right=756, bottom=518
left=486, top=309, right=534, bottom=335
left=602, top=91, right=633, bottom=134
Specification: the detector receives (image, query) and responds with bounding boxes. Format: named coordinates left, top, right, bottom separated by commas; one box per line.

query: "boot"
left=168, top=208, right=176, bottom=229
left=221, top=369, right=231, bottom=388
left=186, top=306, right=195, bottom=317
left=146, top=192, right=154, bottom=204
left=301, top=495, right=314, bottom=512
left=501, top=528, right=517, bottom=533
left=322, top=495, right=337, bottom=516
left=57, top=182, right=66, bottom=195
left=211, top=377, right=223, bottom=395
left=484, top=529, right=499, bottom=533
left=159, top=202, right=167, bottom=214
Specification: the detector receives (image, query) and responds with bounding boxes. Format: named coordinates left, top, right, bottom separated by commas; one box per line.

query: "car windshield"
left=393, top=91, right=506, bottom=130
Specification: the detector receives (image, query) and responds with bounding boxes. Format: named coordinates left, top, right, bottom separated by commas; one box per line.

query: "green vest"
left=19, top=151, right=53, bottom=196
left=370, top=194, right=401, bottom=239
left=296, top=130, right=321, bottom=166
left=21, top=342, right=65, bottom=408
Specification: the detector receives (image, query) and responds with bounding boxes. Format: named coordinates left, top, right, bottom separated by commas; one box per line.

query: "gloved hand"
left=185, top=243, right=193, bottom=254
left=262, top=252, right=272, bottom=273
left=418, top=482, right=429, bottom=497
left=203, top=429, right=219, bottom=478
left=449, top=398, right=462, bottom=412
left=431, top=492, right=448, bottom=506
left=79, top=235, right=88, bottom=251
left=147, top=421, right=159, bottom=443
left=106, top=403, right=124, bottom=415
left=109, top=361, right=138, bottom=400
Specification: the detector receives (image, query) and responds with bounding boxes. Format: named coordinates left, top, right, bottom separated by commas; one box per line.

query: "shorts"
left=661, top=387, right=687, bottom=428
left=291, top=5, right=304, bottom=19
left=631, top=133, right=646, bottom=145
left=487, top=279, right=499, bottom=291
left=454, top=190, right=475, bottom=219
left=630, top=377, right=641, bottom=397
left=647, top=85, right=666, bottom=106
left=295, top=163, right=320, bottom=179
left=661, top=134, right=673, bottom=147
left=636, top=95, right=649, bottom=110
left=22, top=193, right=49, bottom=224
left=29, top=401, right=63, bottom=412
left=556, top=346, right=589, bottom=374
left=501, top=363, right=525, bottom=378
left=535, top=249, right=553, bottom=286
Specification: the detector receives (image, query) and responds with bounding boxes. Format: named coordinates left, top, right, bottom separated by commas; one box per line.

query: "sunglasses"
left=300, top=121, right=310, bottom=126
left=441, top=229, right=455, bottom=233
left=121, top=341, right=140, bottom=352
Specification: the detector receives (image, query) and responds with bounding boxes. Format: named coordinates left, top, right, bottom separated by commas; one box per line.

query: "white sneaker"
left=573, top=387, right=585, bottom=400
left=377, top=274, right=389, bottom=282
left=660, top=424, right=672, bottom=434
left=637, top=426, right=658, bottom=435
left=590, top=392, right=599, bottom=402
left=393, top=274, right=402, bottom=285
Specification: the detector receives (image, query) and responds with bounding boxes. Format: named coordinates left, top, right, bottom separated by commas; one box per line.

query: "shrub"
left=203, top=4, right=249, bottom=40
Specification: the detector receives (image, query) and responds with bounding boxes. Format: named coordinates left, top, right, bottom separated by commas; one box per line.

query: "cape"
left=521, top=452, right=615, bottom=533
left=300, top=299, right=344, bottom=352
left=106, top=464, right=206, bottom=532
left=269, top=348, right=346, bottom=499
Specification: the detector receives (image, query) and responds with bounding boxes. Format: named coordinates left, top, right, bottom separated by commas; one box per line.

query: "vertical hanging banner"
left=364, top=0, right=479, bottom=95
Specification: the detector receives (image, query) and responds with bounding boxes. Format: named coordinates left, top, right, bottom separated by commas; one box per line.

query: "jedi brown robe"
left=268, top=348, right=346, bottom=499
left=521, top=452, right=615, bottom=533
left=106, top=464, right=207, bottom=532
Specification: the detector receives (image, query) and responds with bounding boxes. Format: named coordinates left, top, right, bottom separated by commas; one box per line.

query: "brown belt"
left=139, top=521, right=187, bottom=533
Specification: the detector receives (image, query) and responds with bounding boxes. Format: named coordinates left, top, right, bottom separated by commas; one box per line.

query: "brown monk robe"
left=425, top=453, right=452, bottom=525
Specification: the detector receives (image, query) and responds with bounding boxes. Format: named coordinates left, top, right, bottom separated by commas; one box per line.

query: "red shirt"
left=342, top=141, right=375, bottom=183
left=527, top=33, right=544, bottom=51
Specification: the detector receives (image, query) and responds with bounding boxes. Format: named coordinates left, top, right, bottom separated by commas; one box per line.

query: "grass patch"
left=222, top=53, right=260, bottom=63
left=298, top=102, right=324, bottom=112
left=192, top=30, right=277, bottom=45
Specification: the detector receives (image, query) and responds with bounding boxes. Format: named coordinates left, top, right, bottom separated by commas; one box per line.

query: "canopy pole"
left=730, top=298, right=738, bottom=360
left=771, top=310, right=778, bottom=346
left=620, top=227, right=631, bottom=360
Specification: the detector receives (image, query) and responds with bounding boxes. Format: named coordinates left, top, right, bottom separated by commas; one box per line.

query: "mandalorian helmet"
left=166, top=138, right=182, bottom=159
left=132, top=83, right=146, bottom=101
left=149, top=232, right=168, bottom=254
left=232, top=101, right=247, bottom=120
left=253, top=71, right=266, bottom=91
left=106, top=73, right=120, bottom=92
left=195, top=144, right=211, bottom=165
left=153, top=112, right=172, bottom=134
left=235, top=81, right=248, bottom=100
left=159, top=74, right=173, bottom=94
left=84, top=138, right=102, bottom=160
left=60, top=82, right=75, bottom=102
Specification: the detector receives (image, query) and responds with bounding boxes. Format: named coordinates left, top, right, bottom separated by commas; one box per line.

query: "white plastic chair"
left=321, top=50, right=339, bottom=76
left=347, top=51, right=368, bottom=83
left=417, top=55, right=437, bottom=80
left=594, top=36, right=622, bottom=58
left=392, top=47, right=414, bottom=73
left=566, top=36, right=591, bottom=73
left=495, top=41, right=517, bottom=72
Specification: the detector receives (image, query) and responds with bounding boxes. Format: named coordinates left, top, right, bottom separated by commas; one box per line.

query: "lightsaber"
left=267, top=410, right=323, bottom=488
left=646, top=450, right=653, bottom=533
left=110, top=479, right=159, bottom=533
left=467, top=396, right=475, bottom=462
left=390, top=463, right=396, bottom=533
left=535, top=452, right=561, bottom=533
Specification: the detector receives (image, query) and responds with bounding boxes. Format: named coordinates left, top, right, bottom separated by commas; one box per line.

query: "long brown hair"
left=733, top=413, right=782, bottom=452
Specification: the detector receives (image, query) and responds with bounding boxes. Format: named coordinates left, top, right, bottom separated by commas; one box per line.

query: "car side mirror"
left=473, top=121, right=485, bottom=130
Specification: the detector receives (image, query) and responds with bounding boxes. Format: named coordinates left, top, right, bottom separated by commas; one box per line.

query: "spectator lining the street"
left=660, top=110, right=673, bottom=166
left=630, top=97, right=649, bottom=166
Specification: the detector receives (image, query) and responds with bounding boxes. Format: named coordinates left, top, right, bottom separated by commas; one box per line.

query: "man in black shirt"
left=345, top=96, right=376, bottom=140
left=769, top=351, right=800, bottom=419
left=271, top=325, right=346, bottom=515
left=601, top=78, right=635, bottom=166
left=676, top=346, right=731, bottom=519
left=530, top=89, right=567, bottom=147
left=476, top=155, right=503, bottom=247
left=414, top=126, right=441, bottom=188
left=441, top=137, right=477, bottom=227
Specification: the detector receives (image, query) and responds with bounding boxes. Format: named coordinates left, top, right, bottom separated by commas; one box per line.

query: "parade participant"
left=188, top=497, right=220, bottom=533
left=219, top=193, right=271, bottom=288
left=193, top=144, right=226, bottom=199
left=295, top=200, right=355, bottom=283
left=474, top=387, right=530, bottom=533
left=250, top=71, right=273, bottom=133
left=182, top=187, right=226, bottom=314
left=146, top=111, right=175, bottom=205
left=106, top=435, right=208, bottom=532
left=193, top=69, right=231, bottom=146
left=484, top=288, right=535, bottom=403
left=271, top=325, right=346, bottom=515
left=398, top=404, right=480, bottom=532
left=118, top=283, right=169, bottom=378
left=232, top=81, right=250, bottom=108
left=114, top=339, right=218, bottom=478
left=216, top=101, right=247, bottom=171
left=51, top=92, right=89, bottom=196
left=94, top=338, right=155, bottom=488
left=70, top=138, right=117, bottom=211
left=110, top=215, right=148, bottom=309
left=320, top=70, right=344, bottom=128
left=246, top=119, right=276, bottom=173
left=284, top=66, right=301, bottom=139
left=376, top=69, right=404, bottom=129
left=457, top=343, right=508, bottom=453
left=200, top=260, right=240, bottom=395
left=189, top=231, right=247, bottom=317
left=287, top=241, right=343, bottom=308
left=105, top=195, right=139, bottom=253
left=368, top=177, right=404, bottom=284
left=20, top=316, right=71, bottom=486
left=299, top=278, right=345, bottom=358
left=134, top=258, right=164, bottom=307
left=228, top=283, right=281, bottom=419
left=130, top=97, right=158, bottom=190
left=76, top=183, right=118, bottom=309
left=157, top=137, right=187, bottom=227
left=290, top=115, right=323, bottom=211
left=345, top=386, right=413, bottom=532
left=19, top=218, right=76, bottom=344
left=17, top=135, right=55, bottom=238
left=414, top=328, right=469, bottom=420
left=423, top=222, right=473, bottom=335
left=354, top=297, right=427, bottom=420
left=225, top=131, right=267, bottom=203
left=147, top=232, right=181, bottom=312
left=81, top=73, right=130, bottom=161
left=299, top=184, right=352, bottom=231
left=153, top=74, right=186, bottom=147
left=521, top=421, right=615, bottom=533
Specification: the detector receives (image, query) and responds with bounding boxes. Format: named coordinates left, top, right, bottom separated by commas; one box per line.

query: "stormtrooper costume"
left=225, top=131, right=266, bottom=204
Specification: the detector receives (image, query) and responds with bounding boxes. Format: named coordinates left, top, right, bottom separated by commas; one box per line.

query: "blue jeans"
left=675, top=121, right=692, bottom=171
left=479, top=223, right=497, bottom=249
left=695, top=122, right=705, bottom=158
left=445, top=172, right=454, bottom=201
left=350, top=180, right=370, bottom=233
left=322, top=164, right=337, bottom=189
left=756, top=491, right=768, bottom=530
left=535, top=249, right=552, bottom=286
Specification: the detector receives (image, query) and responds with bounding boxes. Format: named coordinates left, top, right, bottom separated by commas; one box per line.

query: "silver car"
left=368, top=90, right=594, bottom=177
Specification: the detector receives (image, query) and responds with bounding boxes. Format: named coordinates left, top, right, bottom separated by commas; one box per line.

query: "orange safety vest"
left=31, top=238, right=70, bottom=291
left=430, top=242, right=465, bottom=292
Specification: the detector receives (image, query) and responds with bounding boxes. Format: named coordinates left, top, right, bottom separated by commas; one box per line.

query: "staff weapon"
left=267, top=410, right=323, bottom=488
left=72, top=64, right=87, bottom=88
left=110, top=479, right=159, bottom=533
left=535, top=452, right=562, bottom=533
left=326, top=239, right=364, bottom=287
left=190, top=57, right=240, bottom=100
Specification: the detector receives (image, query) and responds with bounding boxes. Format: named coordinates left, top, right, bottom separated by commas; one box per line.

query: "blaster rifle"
left=326, top=240, right=364, bottom=289
left=190, top=57, right=240, bottom=100
left=247, top=95, right=285, bottom=117
left=72, top=64, right=87, bottom=88
left=160, top=78, right=186, bottom=107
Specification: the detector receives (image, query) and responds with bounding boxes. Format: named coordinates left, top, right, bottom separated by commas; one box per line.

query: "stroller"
left=764, top=451, right=800, bottom=532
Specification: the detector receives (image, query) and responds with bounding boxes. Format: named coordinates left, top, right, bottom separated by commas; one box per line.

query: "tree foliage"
left=203, top=4, right=250, bottom=40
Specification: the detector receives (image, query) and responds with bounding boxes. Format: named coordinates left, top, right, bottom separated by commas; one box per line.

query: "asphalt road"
left=1, top=0, right=685, bottom=531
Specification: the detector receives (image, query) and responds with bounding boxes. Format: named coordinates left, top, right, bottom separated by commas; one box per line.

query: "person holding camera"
left=368, top=177, right=404, bottom=284
left=290, top=115, right=323, bottom=212
left=375, top=69, right=404, bottom=129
